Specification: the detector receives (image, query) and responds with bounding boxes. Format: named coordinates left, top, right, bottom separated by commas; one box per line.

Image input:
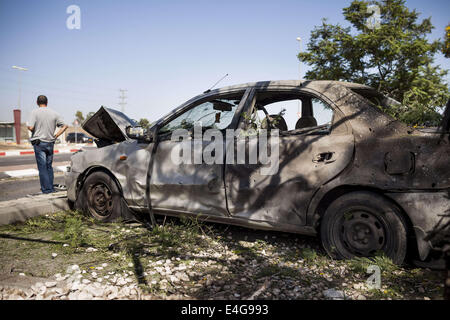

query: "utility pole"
left=12, top=65, right=28, bottom=109
left=118, top=89, right=128, bottom=113
left=74, top=119, right=79, bottom=144
left=296, top=37, right=302, bottom=119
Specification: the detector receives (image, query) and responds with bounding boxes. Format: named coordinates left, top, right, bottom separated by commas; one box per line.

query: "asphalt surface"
left=0, top=153, right=72, bottom=167
left=0, top=175, right=66, bottom=201
left=0, top=154, right=71, bottom=201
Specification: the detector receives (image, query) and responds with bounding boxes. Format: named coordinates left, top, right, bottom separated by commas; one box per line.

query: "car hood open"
left=82, top=106, right=137, bottom=142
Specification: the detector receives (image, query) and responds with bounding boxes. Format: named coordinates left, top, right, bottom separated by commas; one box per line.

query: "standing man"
left=27, top=95, right=68, bottom=194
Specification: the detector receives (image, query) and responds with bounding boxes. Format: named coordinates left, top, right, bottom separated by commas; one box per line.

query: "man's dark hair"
left=37, top=95, right=48, bottom=106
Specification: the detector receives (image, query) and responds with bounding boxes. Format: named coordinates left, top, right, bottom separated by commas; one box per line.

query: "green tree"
left=444, top=24, right=450, bottom=58
left=75, top=110, right=84, bottom=124
left=298, top=0, right=449, bottom=126
left=138, top=118, right=151, bottom=129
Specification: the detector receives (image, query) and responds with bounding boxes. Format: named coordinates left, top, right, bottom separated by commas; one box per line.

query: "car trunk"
left=82, top=107, right=137, bottom=146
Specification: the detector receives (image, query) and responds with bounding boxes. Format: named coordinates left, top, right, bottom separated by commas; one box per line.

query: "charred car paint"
left=65, top=80, right=450, bottom=264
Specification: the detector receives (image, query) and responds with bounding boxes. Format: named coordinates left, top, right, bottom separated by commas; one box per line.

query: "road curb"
left=1, top=166, right=68, bottom=179
left=0, top=149, right=81, bottom=157
left=0, top=193, right=69, bottom=225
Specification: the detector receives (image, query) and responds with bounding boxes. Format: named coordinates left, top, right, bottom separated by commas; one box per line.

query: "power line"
left=118, top=89, right=128, bottom=113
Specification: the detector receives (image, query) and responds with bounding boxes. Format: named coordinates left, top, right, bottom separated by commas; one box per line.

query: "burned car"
left=66, top=80, right=450, bottom=264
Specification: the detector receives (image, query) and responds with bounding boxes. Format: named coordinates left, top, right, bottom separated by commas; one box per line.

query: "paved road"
left=0, top=153, right=72, bottom=168
left=0, top=154, right=71, bottom=201
left=0, top=175, right=65, bottom=201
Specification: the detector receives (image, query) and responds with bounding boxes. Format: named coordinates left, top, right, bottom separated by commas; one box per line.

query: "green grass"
left=0, top=210, right=444, bottom=300
left=348, top=254, right=398, bottom=274
left=299, top=248, right=330, bottom=267
left=61, top=215, right=88, bottom=248
left=254, top=264, right=300, bottom=279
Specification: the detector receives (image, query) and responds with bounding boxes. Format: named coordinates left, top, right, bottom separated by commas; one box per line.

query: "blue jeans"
left=33, top=141, right=55, bottom=193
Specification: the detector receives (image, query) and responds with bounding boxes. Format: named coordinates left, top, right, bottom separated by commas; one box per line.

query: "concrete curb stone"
left=0, top=192, right=69, bottom=225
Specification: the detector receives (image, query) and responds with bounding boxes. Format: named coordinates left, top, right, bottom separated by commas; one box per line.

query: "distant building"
left=1, top=108, right=92, bottom=144
left=0, top=122, right=15, bottom=142
left=1, top=108, right=93, bottom=144
left=0, top=122, right=31, bottom=144
left=0, top=109, right=29, bottom=144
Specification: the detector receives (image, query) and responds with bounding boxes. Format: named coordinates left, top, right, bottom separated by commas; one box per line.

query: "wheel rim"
left=87, top=182, right=113, bottom=217
left=339, top=210, right=386, bottom=256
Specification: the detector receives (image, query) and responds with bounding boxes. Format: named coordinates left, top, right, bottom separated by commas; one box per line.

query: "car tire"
left=78, top=171, right=122, bottom=222
left=320, top=191, right=407, bottom=264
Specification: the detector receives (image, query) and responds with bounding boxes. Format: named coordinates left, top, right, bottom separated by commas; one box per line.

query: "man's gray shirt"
left=28, top=107, right=65, bottom=142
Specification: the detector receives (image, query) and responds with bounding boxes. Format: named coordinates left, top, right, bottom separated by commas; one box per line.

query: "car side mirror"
left=126, top=126, right=148, bottom=141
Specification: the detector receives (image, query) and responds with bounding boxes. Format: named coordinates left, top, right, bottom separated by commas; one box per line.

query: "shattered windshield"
left=159, top=98, right=240, bottom=134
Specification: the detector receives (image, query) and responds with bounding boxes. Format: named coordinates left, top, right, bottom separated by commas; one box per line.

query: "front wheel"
left=77, top=171, right=122, bottom=222
left=320, top=191, right=408, bottom=264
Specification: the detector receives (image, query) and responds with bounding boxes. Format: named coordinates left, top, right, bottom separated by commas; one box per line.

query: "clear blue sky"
left=1, top=0, right=449, bottom=124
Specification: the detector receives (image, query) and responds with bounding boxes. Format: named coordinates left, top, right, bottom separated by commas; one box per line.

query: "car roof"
left=208, top=80, right=374, bottom=93
left=156, top=80, right=376, bottom=126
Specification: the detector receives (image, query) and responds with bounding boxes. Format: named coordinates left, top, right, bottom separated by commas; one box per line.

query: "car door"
left=148, top=89, right=250, bottom=217
left=224, top=87, right=355, bottom=227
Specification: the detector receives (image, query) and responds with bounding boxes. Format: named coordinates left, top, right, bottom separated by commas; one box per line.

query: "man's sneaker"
left=54, top=184, right=67, bottom=191
left=27, top=192, right=44, bottom=197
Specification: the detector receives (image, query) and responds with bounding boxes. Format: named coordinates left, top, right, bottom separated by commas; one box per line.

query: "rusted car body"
left=66, top=80, right=450, bottom=264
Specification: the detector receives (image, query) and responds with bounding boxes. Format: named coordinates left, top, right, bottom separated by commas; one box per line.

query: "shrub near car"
left=65, top=80, right=450, bottom=264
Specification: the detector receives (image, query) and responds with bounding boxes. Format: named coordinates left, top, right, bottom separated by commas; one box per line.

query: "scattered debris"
left=323, top=288, right=345, bottom=300
left=0, top=212, right=444, bottom=300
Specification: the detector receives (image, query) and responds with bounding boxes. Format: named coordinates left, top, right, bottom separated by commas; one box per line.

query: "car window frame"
left=155, top=88, right=251, bottom=140
left=239, top=86, right=350, bottom=136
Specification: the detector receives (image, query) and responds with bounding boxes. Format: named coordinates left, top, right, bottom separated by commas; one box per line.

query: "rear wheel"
left=320, top=191, right=407, bottom=264
left=77, top=171, right=122, bottom=222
